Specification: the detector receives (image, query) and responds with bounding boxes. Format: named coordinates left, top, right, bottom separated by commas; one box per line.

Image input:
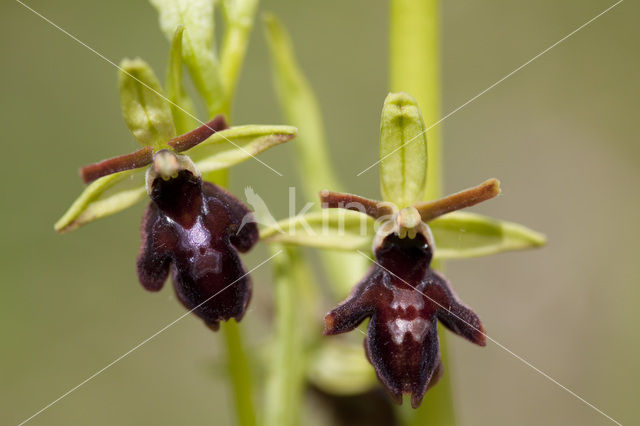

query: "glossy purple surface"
left=325, top=233, right=485, bottom=408
left=137, top=170, right=258, bottom=330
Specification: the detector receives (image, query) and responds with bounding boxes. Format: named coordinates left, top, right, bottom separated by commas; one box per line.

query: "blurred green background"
left=1, top=0, right=638, bottom=425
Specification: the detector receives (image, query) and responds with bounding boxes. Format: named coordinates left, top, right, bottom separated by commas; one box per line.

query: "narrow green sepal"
left=429, top=211, right=547, bottom=259
left=119, top=58, right=176, bottom=148
left=186, top=125, right=297, bottom=174
left=379, top=92, right=428, bottom=208
left=259, top=210, right=375, bottom=251
left=259, top=209, right=545, bottom=260
left=54, top=168, right=146, bottom=233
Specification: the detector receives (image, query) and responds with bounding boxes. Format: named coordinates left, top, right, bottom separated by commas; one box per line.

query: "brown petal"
left=428, top=270, right=486, bottom=346
left=137, top=203, right=176, bottom=291
left=203, top=182, right=258, bottom=253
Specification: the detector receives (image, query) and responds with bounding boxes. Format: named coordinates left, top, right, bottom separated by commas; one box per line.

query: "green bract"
left=166, top=26, right=199, bottom=135
left=149, top=0, right=223, bottom=114
left=307, top=340, right=378, bottom=396
left=119, top=58, right=176, bottom=149
left=379, top=92, right=428, bottom=208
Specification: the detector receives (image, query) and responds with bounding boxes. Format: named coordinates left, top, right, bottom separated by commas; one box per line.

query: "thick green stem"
left=221, top=320, right=257, bottom=426
left=390, top=0, right=456, bottom=425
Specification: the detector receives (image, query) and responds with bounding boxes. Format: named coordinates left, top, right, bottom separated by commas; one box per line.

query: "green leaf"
left=259, top=210, right=375, bottom=251
left=54, top=169, right=147, bottom=233
left=219, top=0, right=259, bottom=104
left=264, top=14, right=369, bottom=297
left=149, top=0, right=223, bottom=114
left=263, top=14, right=341, bottom=198
left=307, top=340, right=377, bottom=396
left=166, top=26, right=199, bottom=135
left=429, top=211, right=547, bottom=259
left=379, top=92, right=428, bottom=208
left=186, top=125, right=297, bottom=174
left=119, top=58, right=176, bottom=148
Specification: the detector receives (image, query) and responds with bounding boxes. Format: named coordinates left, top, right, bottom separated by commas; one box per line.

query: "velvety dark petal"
left=137, top=203, right=176, bottom=291
left=324, top=266, right=381, bottom=335
left=203, top=182, right=259, bottom=253
left=428, top=270, right=486, bottom=346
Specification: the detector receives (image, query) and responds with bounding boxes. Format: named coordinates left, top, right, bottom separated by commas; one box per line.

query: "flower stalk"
left=222, top=320, right=257, bottom=426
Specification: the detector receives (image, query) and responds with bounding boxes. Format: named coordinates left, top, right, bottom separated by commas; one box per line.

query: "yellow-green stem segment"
left=390, top=1, right=456, bottom=424
left=221, top=320, right=257, bottom=426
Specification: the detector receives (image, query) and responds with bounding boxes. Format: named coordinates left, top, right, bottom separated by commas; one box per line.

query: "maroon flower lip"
left=137, top=155, right=258, bottom=330
left=324, top=233, right=485, bottom=408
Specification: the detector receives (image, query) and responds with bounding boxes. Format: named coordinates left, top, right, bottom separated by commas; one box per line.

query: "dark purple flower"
left=77, top=115, right=260, bottom=330
left=137, top=150, right=258, bottom=330
left=321, top=179, right=500, bottom=407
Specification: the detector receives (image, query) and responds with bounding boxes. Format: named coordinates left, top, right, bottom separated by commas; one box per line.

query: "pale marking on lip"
left=387, top=318, right=430, bottom=345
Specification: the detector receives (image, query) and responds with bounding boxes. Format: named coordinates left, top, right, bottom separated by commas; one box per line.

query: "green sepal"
left=55, top=125, right=296, bottom=233
left=260, top=210, right=546, bottom=260
left=307, top=340, right=378, bottom=396
left=54, top=168, right=146, bottom=233
left=187, top=125, right=297, bottom=174
left=259, top=210, right=375, bottom=251
left=430, top=211, right=547, bottom=259
left=119, top=58, right=176, bottom=148
left=379, top=92, right=428, bottom=208
left=149, top=0, right=223, bottom=114
left=166, top=26, right=199, bottom=135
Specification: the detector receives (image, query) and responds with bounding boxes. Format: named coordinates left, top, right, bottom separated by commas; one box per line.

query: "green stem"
left=390, top=1, right=455, bottom=425
left=221, top=320, right=257, bottom=426
left=264, top=246, right=312, bottom=426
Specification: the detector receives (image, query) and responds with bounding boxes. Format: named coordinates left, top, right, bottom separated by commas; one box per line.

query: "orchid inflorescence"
left=55, top=4, right=545, bottom=413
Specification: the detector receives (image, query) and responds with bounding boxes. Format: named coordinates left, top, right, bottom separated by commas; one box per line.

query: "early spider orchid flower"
left=321, top=179, right=500, bottom=407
